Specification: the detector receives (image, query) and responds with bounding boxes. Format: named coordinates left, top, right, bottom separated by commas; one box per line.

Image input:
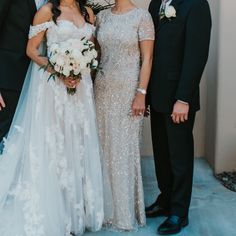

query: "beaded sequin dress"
left=95, top=8, right=155, bottom=230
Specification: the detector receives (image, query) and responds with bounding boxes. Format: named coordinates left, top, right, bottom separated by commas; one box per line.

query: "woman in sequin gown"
left=95, top=1, right=155, bottom=231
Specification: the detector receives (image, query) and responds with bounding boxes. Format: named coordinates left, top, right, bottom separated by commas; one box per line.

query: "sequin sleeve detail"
left=28, top=21, right=54, bottom=39
left=95, top=10, right=103, bottom=27
left=138, top=10, right=155, bottom=41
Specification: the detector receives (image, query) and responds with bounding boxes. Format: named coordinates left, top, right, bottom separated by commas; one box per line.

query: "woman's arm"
left=131, top=40, right=154, bottom=117
left=26, top=4, right=52, bottom=69
left=138, top=40, right=154, bottom=91
left=85, top=6, right=95, bottom=25
left=85, top=6, right=95, bottom=42
left=86, top=6, right=98, bottom=81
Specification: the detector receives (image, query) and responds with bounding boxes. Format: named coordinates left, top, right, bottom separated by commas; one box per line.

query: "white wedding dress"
left=0, top=20, right=104, bottom=236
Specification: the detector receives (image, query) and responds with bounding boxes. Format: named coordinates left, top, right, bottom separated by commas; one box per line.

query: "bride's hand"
left=0, top=93, right=6, bottom=111
left=60, top=77, right=81, bottom=88
left=131, top=93, right=146, bottom=117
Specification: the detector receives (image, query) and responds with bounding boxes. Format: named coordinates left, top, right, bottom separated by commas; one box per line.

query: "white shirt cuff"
left=177, top=100, right=189, bottom=105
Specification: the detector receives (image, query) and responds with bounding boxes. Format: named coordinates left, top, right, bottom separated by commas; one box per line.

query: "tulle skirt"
left=0, top=62, right=104, bottom=236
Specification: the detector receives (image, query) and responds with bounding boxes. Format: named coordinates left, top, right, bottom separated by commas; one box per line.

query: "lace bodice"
left=29, top=20, right=95, bottom=52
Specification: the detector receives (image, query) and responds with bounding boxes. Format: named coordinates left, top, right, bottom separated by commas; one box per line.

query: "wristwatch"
left=136, top=88, right=147, bottom=95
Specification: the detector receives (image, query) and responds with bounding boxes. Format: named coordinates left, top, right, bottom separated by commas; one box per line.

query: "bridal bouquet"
left=47, top=38, right=98, bottom=95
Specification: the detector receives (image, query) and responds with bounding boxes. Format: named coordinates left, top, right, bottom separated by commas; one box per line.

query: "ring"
left=139, top=112, right=143, bottom=115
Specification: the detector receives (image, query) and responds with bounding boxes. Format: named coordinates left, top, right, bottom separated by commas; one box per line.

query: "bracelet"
left=137, top=88, right=147, bottom=95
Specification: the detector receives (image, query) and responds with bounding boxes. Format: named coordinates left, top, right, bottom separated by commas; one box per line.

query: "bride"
left=0, top=0, right=104, bottom=235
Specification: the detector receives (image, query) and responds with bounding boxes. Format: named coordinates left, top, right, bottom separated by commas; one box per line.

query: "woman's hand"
left=0, top=93, right=6, bottom=111
left=60, top=77, right=81, bottom=88
left=131, top=93, right=146, bottom=117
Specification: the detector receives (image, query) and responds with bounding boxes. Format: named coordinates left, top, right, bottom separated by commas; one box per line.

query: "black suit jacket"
left=0, top=0, right=37, bottom=91
left=148, top=0, right=212, bottom=113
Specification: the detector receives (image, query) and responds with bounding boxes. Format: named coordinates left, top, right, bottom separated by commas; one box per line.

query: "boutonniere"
left=160, top=4, right=177, bottom=21
left=165, top=5, right=176, bottom=19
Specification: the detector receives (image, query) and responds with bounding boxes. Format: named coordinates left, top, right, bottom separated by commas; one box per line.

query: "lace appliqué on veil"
left=29, top=21, right=54, bottom=39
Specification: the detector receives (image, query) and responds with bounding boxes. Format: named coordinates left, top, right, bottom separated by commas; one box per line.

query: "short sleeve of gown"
left=138, top=10, right=155, bottom=41
left=29, top=21, right=54, bottom=39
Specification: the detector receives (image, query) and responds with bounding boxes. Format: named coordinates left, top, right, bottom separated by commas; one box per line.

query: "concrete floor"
left=85, top=158, right=236, bottom=236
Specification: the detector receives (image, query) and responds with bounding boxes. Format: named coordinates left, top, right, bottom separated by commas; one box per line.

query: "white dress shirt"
left=160, top=0, right=173, bottom=12
left=35, top=0, right=46, bottom=10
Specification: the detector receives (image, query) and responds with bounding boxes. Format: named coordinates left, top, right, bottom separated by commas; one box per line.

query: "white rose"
left=56, top=57, right=65, bottom=67
left=54, top=65, right=61, bottom=73
left=71, top=50, right=82, bottom=60
left=63, top=67, right=71, bottom=77
left=84, top=52, right=93, bottom=63
left=165, top=5, right=176, bottom=18
left=73, top=67, right=81, bottom=75
left=80, top=60, right=87, bottom=70
left=91, top=49, right=98, bottom=58
left=62, top=55, right=71, bottom=67
left=49, top=54, right=58, bottom=64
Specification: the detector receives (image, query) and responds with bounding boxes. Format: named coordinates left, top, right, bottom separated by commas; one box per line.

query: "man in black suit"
left=0, top=0, right=42, bottom=144
left=146, top=0, right=211, bottom=234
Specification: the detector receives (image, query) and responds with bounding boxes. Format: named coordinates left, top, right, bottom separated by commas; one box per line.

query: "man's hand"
left=171, top=101, right=189, bottom=124
left=0, top=93, right=6, bottom=111
left=144, top=106, right=150, bottom=117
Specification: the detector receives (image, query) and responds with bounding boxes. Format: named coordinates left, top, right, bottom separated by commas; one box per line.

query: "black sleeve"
left=148, top=0, right=156, bottom=17
left=148, top=0, right=161, bottom=21
left=0, top=0, right=12, bottom=31
left=175, top=0, right=212, bottom=103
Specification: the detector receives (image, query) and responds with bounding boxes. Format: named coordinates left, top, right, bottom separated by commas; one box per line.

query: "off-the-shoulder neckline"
left=32, top=20, right=94, bottom=31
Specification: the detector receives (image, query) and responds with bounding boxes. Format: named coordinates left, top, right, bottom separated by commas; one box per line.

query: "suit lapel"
left=157, top=17, right=168, bottom=31
left=157, top=0, right=183, bottom=31
left=149, top=0, right=162, bottom=27
left=27, top=0, right=37, bottom=19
